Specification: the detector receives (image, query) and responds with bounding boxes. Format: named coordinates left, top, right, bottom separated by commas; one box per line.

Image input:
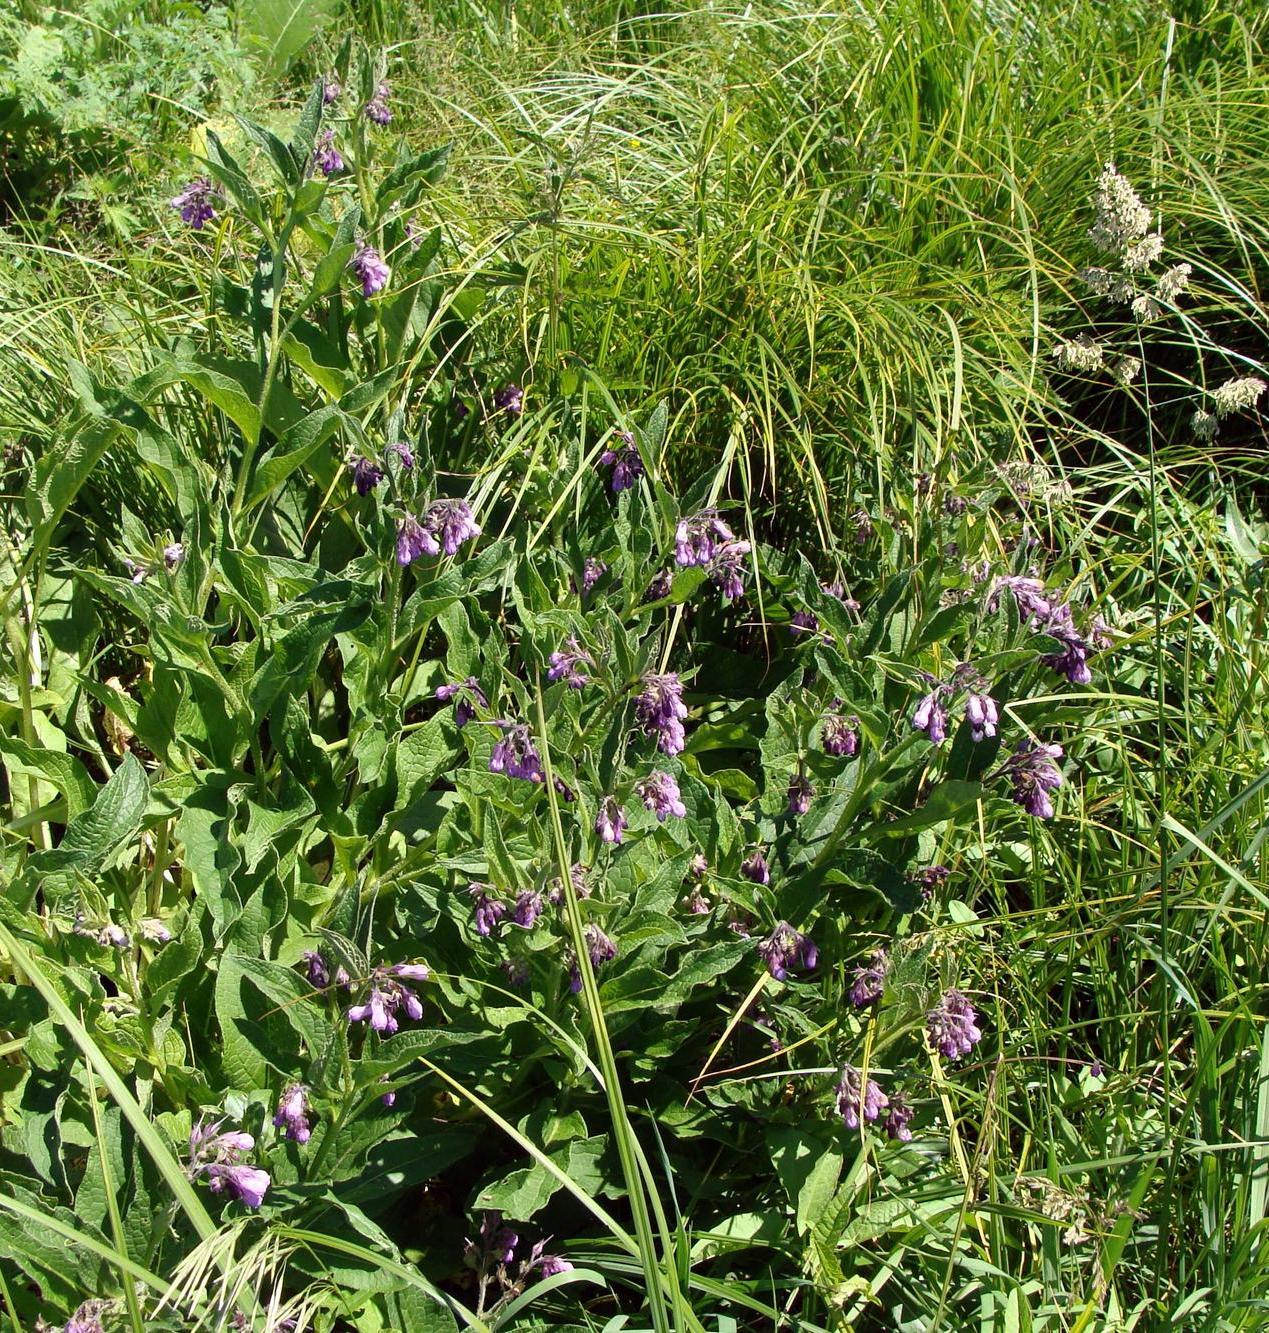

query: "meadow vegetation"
left=1, top=0, right=1267, bottom=1329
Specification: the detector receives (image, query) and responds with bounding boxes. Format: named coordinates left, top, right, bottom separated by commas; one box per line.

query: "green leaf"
left=865, top=779, right=982, bottom=837
left=767, top=1126, right=843, bottom=1236
left=0, top=737, right=96, bottom=821
left=29, top=753, right=149, bottom=873
left=237, top=0, right=339, bottom=76
left=392, top=717, right=453, bottom=815
left=246, top=405, right=345, bottom=509
left=235, top=113, right=299, bottom=185
left=289, top=78, right=326, bottom=174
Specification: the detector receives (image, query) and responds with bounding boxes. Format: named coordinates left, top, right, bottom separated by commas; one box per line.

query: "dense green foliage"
left=1, top=1, right=1268, bottom=1330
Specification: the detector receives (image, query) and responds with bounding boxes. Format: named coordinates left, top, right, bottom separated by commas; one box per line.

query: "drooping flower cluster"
left=489, top=722, right=544, bottom=783
left=1088, top=163, right=1152, bottom=256
left=582, top=557, right=608, bottom=595
left=911, top=685, right=950, bottom=745
left=787, top=774, right=814, bottom=815
left=1004, top=740, right=1065, bottom=819
left=273, top=1084, right=313, bottom=1144
left=188, top=1120, right=270, bottom=1209
left=595, top=795, right=628, bottom=844
left=990, top=576, right=1100, bottom=685
left=636, top=770, right=687, bottom=821
left=757, top=921, right=817, bottom=980
left=674, top=511, right=735, bottom=568
left=493, top=383, right=524, bottom=415
left=346, top=962, right=430, bottom=1034
left=351, top=456, right=384, bottom=495
left=350, top=242, right=390, bottom=297
left=1052, top=334, right=1104, bottom=374
left=706, top=539, right=752, bottom=600
left=547, top=639, right=592, bottom=689
left=468, top=883, right=507, bottom=937
left=170, top=177, right=220, bottom=230
left=363, top=81, right=392, bottom=125
left=396, top=498, right=481, bottom=564
left=1212, top=375, right=1267, bottom=418
left=313, top=128, right=344, bottom=177
left=513, top=888, right=544, bottom=928
left=635, top=671, right=688, bottom=755
left=600, top=431, right=644, bottom=492
left=926, top=988, right=983, bottom=1060
left=302, top=949, right=350, bottom=991
left=848, top=949, right=889, bottom=1008
left=835, top=1065, right=888, bottom=1129
left=436, top=676, right=488, bottom=728
left=322, top=74, right=341, bottom=104
left=569, top=924, right=618, bottom=991
left=740, top=849, right=770, bottom=884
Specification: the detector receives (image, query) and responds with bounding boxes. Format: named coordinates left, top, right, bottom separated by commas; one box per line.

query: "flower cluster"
left=188, top=1119, right=270, bottom=1209
left=600, top=431, right=643, bottom=492
left=569, top=924, right=618, bottom=991
left=848, top=949, right=888, bottom=1008
left=635, top=671, right=689, bottom=755
left=396, top=498, right=481, bottom=564
left=346, top=962, right=430, bottom=1034
left=1004, top=740, right=1065, bottom=819
left=313, top=128, right=344, bottom=177
left=489, top=723, right=544, bottom=783
left=595, top=795, right=628, bottom=844
left=547, top=639, right=592, bottom=689
left=674, top=511, right=735, bottom=568
left=926, top=987, right=983, bottom=1060
left=436, top=676, right=488, bottom=727
left=468, top=883, right=507, bottom=937
left=636, top=770, right=686, bottom=821
left=991, top=575, right=1100, bottom=686
left=273, top=1084, right=313, bottom=1143
left=363, top=81, right=392, bottom=125
left=170, top=177, right=220, bottom=230
left=757, top=921, right=817, bottom=980
left=350, top=242, right=390, bottom=297
left=821, top=708, right=860, bottom=756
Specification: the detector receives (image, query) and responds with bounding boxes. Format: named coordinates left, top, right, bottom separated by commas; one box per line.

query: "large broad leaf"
left=245, top=404, right=345, bottom=510
left=28, top=754, right=149, bottom=874
left=238, top=0, right=339, bottom=76
left=0, top=737, right=96, bottom=821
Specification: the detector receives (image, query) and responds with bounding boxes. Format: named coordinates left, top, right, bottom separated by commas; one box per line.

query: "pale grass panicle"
left=1052, top=333, right=1104, bottom=373
left=1088, top=162, right=1152, bottom=253
left=1211, top=375, right=1267, bottom=418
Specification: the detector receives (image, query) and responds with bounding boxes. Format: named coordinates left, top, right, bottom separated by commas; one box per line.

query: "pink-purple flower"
left=170, top=177, right=220, bottom=230
left=787, top=774, right=814, bottom=815
left=707, top=540, right=752, bottom=600
left=836, top=1065, right=888, bottom=1129
left=569, top=923, right=618, bottom=990
left=964, top=691, right=998, bottom=741
left=489, top=722, right=544, bottom=783
left=822, top=710, right=860, bottom=756
left=741, top=849, right=770, bottom=884
left=322, top=75, right=341, bottom=104
left=188, top=1119, right=270, bottom=1209
left=636, top=770, right=687, bottom=821
left=758, top=922, right=817, bottom=980
left=927, top=987, right=982, bottom=1059
left=493, top=383, right=523, bottom=415
left=1005, top=740, right=1064, bottom=818
left=635, top=671, right=689, bottom=755
left=547, top=638, right=592, bottom=689
left=675, top=511, right=735, bottom=567
left=346, top=962, right=430, bottom=1035
left=912, top=688, right=949, bottom=745
left=596, top=795, right=628, bottom=844
left=848, top=949, right=888, bottom=1007
left=364, top=81, right=392, bottom=125
left=884, top=1093, right=914, bottom=1141
left=273, top=1084, right=312, bottom=1144
left=350, top=242, right=390, bottom=297
left=313, top=128, right=344, bottom=176
left=468, top=883, right=506, bottom=936
left=436, top=676, right=488, bottom=727
left=513, top=889, right=544, bottom=928
left=351, top=456, right=384, bottom=495
left=599, top=431, right=643, bottom=492
left=397, top=499, right=481, bottom=564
